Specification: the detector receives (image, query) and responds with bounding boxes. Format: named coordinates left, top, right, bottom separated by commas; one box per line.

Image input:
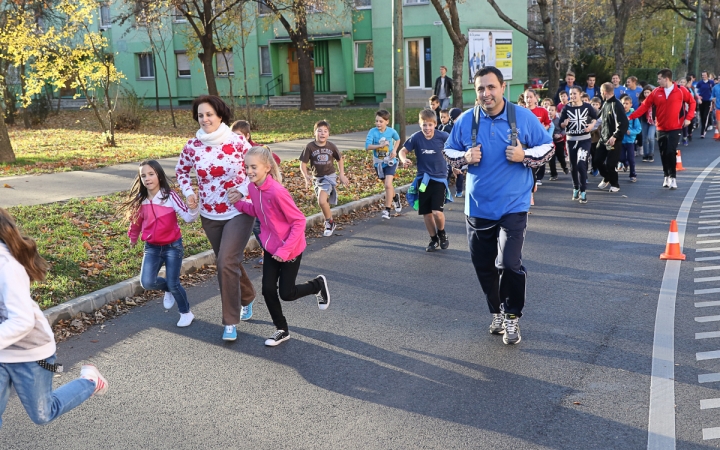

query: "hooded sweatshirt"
left=128, top=190, right=199, bottom=246
left=0, top=243, right=55, bottom=363
left=176, top=123, right=252, bottom=220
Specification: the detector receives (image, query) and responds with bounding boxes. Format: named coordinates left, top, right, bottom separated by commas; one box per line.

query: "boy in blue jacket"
left=619, top=96, right=641, bottom=182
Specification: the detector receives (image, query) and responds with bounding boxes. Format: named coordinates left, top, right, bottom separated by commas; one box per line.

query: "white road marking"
left=696, top=256, right=720, bottom=261
left=699, top=226, right=720, bottom=230
left=694, top=266, right=720, bottom=271
left=700, top=398, right=720, bottom=409
left=699, top=373, right=720, bottom=383
left=698, top=233, right=720, bottom=237
left=699, top=220, right=720, bottom=224
left=697, top=350, right=720, bottom=361
left=695, top=301, right=720, bottom=307
left=648, top=156, right=720, bottom=449
left=696, top=331, right=720, bottom=339
left=694, top=276, right=720, bottom=282
left=695, top=288, right=720, bottom=295
left=697, top=241, right=720, bottom=244
left=704, top=427, right=720, bottom=441
left=694, top=315, right=720, bottom=322
left=700, top=215, right=720, bottom=218
left=695, top=247, right=720, bottom=252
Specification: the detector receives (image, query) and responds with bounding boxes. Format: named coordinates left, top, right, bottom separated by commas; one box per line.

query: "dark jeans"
left=701, top=101, right=712, bottom=135
left=535, top=164, right=545, bottom=181
left=549, top=140, right=568, bottom=177
left=466, top=213, right=528, bottom=317
left=140, top=238, right=190, bottom=314
left=455, top=171, right=465, bottom=194
left=568, top=139, right=590, bottom=191
left=590, top=141, right=598, bottom=170
left=595, top=140, right=620, bottom=188
left=619, top=142, right=637, bottom=177
left=658, top=129, right=681, bottom=178
left=262, top=251, right=321, bottom=332
left=252, top=218, right=263, bottom=251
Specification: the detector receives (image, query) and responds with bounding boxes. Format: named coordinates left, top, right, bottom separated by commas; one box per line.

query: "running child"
left=365, top=110, right=402, bottom=219
left=559, top=86, right=598, bottom=203
left=619, top=96, right=641, bottom=182
left=125, top=160, right=199, bottom=327
left=0, top=208, right=108, bottom=428
left=299, top=120, right=350, bottom=237
left=399, top=109, right=452, bottom=252
left=557, top=90, right=569, bottom=113
left=547, top=104, right=569, bottom=180
left=232, top=120, right=281, bottom=264
left=429, top=95, right=442, bottom=125
left=589, top=97, right=603, bottom=176
left=437, top=109, right=453, bottom=133
left=229, top=147, right=330, bottom=347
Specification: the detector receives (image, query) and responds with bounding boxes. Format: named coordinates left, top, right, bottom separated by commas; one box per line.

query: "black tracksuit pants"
left=658, top=129, right=681, bottom=178
left=595, top=140, right=620, bottom=188
left=701, top=101, right=712, bottom=135
left=262, top=252, right=321, bottom=332
left=467, top=213, right=528, bottom=317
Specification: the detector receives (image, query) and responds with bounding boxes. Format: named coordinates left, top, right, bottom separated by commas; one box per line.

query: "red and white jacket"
left=128, top=190, right=199, bottom=246
left=629, top=83, right=696, bottom=131
left=176, top=123, right=252, bottom=220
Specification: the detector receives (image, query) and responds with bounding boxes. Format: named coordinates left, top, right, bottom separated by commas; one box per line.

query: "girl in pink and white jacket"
left=228, top=146, right=330, bottom=347
left=124, top=160, right=199, bottom=327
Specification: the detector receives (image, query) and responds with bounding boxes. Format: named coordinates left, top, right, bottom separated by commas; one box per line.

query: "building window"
left=354, top=41, right=373, bottom=72
left=176, top=52, right=190, bottom=77
left=216, top=51, right=234, bottom=77
left=259, top=46, right=271, bottom=75
left=173, top=6, right=187, bottom=22
left=100, top=4, right=111, bottom=27
left=138, top=53, right=155, bottom=79
left=404, top=0, right=429, bottom=5
left=354, top=0, right=371, bottom=8
left=258, top=1, right=272, bottom=15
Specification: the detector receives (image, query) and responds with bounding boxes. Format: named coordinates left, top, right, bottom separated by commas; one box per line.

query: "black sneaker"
left=426, top=237, right=439, bottom=252
left=265, top=329, right=290, bottom=347
left=489, top=314, right=505, bottom=335
left=315, top=275, right=330, bottom=310
left=503, top=314, right=521, bottom=345
left=393, top=193, right=402, bottom=213
left=438, top=231, right=449, bottom=250
left=563, top=167, right=569, bottom=175
left=648, top=157, right=654, bottom=163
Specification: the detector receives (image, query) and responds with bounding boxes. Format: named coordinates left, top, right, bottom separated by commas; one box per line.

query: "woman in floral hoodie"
left=175, top=95, right=255, bottom=341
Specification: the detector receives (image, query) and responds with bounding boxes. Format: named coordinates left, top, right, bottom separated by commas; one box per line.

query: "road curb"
left=43, top=184, right=411, bottom=325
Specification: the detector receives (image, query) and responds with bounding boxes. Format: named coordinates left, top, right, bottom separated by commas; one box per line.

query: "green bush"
left=114, top=86, right=149, bottom=131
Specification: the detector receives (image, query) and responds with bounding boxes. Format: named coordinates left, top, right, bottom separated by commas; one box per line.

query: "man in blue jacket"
left=443, top=66, right=553, bottom=345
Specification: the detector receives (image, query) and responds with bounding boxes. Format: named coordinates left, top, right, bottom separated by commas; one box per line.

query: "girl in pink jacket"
left=123, top=160, right=199, bottom=328
left=230, top=146, right=330, bottom=347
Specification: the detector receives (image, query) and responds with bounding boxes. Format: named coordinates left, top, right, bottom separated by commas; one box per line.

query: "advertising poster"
left=467, top=30, right=513, bottom=83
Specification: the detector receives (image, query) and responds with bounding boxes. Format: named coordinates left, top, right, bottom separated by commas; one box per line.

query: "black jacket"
left=599, top=96, right=629, bottom=146
left=434, top=76, right=454, bottom=98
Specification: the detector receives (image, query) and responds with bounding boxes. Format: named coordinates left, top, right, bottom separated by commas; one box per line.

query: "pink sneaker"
left=80, top=364, right=109, bottom=396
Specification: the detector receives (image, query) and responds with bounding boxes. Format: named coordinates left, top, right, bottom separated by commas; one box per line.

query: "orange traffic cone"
left=660, top=220, right=686, bottom=260
left=676, top=150, right=686, bottom=171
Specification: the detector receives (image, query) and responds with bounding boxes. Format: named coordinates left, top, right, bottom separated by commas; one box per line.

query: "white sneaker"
left=663, top=176, right=670, bottom=188
left=80, top=364, right=109, bottom=396
left=609, top=186, right=620, bottom=193
left=163, top=292, right=175, bottom=309
left=598, top=180, right=610, bottom=189
left=381, top=209, right=390, bottom=220
left=323, top=220, right=336, bottom=237
left=177, top=311, right=194, bottom=327
left=670, top=177, right=678, bottom=190
left=392, top=193, right=402, bottom=213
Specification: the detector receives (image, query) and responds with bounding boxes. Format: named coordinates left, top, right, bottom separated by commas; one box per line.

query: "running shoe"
left=609, top=186, right=620, bottom=193
left=592, top=169, right=599, bottom=176
left=163, top=292, right=175, bottom=310
left=598, top=180, right=610, bottom=189
left=702, top=133, right=706, bottom=139
left=315, top=275, right=330, bottom=310
left=426, top=238, right=439, bottom=252
left=536, top=180, right=543, bottom=186
left=648, top=157, right=654, bottom=163
left=240, top=301, right=254, bottom=321
left=393, top=193, right=402, bottom=212
left=563, top=167, right=569, bottom=175
left=663, top=177, right=670, bottom=188
left=616, top=162, right=622, bottom=172
left=572, top=189, right=579, bottom=200
left=438, top=231, right=449, bottom=250
left=455, top=191, right=463, bottom=198
left=684, top=138, right=689, bottom=146
left=80, top=365, right=109, bottom=396
left=549, top=176, right=558, bottom=181
left=622, top=164, right=628, bottom=172
left=670, top=177, right=678, bottom=190
left=265, top=329, right=290, bottom=347
left=323, top=220, right=336, bottom=237
left=381, top=209, right=391, bottom=220
left=222, top=325, right=237, bottom=341
left=489, top=314, right=505, bottom=335
left=177, top=311, right=194, bottom=327
left=503, top=314, right=521, bottom=345
left=579, top=192, right=587, bottom=204
left=630, top=177, right=637, bottom=182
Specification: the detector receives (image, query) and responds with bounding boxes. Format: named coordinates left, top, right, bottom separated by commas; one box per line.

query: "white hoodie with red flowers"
left=176, top=123, right=252, bottom=220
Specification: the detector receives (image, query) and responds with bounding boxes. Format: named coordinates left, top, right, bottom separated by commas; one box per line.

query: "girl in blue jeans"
left=0, top=208, right=108, bottom=428
left=124, top=160, right=199, bottom=327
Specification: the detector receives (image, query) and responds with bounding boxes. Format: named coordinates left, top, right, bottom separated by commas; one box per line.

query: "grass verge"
left=7, top=150, right=415, bottom=309
left=1, top=107, right=422, bottom=176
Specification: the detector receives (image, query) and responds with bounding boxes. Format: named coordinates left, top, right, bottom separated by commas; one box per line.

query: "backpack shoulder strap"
left=507, top=101, right=518, bottom=147
left=471, top=105, right=481, bottom=148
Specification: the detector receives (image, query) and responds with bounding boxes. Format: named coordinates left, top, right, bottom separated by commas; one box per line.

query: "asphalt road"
left=3, top=133, right=720, bottom=449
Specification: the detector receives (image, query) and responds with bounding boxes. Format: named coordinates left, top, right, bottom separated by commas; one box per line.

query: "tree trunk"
left=0, top=104, right=15, bottom=163
left=296, top=44, right=315, bottom=111
left=612, top=2, right=631, bottom=80
left=715, top=40, right=720, bottom=76
left=19, top=64, right=30, bottom=129
left=153, top=51, right=159, bottom=112
left=451, top=44, right=466, bottom=108
left=201, top=42, right=219, bottom=96
left=546, top=49, right=560, bottom=96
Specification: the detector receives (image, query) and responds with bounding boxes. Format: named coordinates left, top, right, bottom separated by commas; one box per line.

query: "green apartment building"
left=93, top=0, right=528, bottom=107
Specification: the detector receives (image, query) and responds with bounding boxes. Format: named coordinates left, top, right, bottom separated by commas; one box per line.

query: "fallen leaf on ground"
left=3, top=184, right=12, bottom=189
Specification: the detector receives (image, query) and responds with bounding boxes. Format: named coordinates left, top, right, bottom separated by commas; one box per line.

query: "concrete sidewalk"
left=0, top=124, right=420, bottom=208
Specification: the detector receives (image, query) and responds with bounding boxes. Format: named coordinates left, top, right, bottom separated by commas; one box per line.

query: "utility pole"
left=392, top=0, right=405, bottom=142
left=694, top=0, right=702, bottom=77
